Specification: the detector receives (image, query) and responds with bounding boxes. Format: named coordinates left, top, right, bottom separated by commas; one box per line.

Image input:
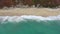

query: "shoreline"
left=0, top=8, right=60, bottom=16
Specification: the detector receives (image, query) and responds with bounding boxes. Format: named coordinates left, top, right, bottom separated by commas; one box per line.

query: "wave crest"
left=0, top=15, right=60, bottom=23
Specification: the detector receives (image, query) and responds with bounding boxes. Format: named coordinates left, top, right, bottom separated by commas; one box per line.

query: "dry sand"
left=0, top=8, right=60, bottom=16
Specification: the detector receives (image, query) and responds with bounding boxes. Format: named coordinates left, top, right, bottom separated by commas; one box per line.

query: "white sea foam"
left=0, top=15, right=60, bottom=23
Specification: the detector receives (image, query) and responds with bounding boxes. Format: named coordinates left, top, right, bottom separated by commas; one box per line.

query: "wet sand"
left=0, top=8, right=60, bottom=16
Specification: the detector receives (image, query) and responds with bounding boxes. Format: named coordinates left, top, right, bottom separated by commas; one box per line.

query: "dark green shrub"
left=32, top=0, right=60, bottom=8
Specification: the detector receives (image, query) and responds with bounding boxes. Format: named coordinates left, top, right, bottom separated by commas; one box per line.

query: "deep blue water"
left=0, top=20, right=60, bottom=34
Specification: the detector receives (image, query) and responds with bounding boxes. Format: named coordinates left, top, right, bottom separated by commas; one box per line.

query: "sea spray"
left=0, top=15, right=60, bottom=34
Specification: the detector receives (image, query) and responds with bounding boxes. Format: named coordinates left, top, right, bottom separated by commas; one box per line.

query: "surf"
left=0, top=15, right=60, bottom=34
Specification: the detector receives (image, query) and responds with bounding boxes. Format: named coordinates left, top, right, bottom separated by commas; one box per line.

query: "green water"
left=0, top=20, right=60, bottom=34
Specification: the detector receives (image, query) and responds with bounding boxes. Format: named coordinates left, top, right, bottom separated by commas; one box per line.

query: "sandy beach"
left=0, top=8, right=60, bottom=16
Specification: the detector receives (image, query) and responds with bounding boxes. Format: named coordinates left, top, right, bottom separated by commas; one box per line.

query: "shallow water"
left=0, top=15, right=60, bottom=34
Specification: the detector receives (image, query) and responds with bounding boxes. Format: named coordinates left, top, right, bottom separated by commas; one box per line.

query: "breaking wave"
left=0, top=15, right=60, bottom=34
left=0, top=15, right=60, bottom=22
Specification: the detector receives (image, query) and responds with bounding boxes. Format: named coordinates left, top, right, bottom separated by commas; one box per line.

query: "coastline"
left=0, top=8, right=60, bottom=16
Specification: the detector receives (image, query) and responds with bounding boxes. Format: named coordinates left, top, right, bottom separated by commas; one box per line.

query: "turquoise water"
left=0, top=20, right=60, bottom=34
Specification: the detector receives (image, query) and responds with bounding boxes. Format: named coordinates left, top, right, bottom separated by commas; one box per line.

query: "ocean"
left=0, top=15, right=60, bottom=34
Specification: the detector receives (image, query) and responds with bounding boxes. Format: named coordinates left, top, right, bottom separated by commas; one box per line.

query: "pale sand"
left=0, top=8, right=60, bottom=16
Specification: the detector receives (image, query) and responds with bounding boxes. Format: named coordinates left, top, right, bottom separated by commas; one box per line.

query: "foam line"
left=0, top=15, right=60, bottom=22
